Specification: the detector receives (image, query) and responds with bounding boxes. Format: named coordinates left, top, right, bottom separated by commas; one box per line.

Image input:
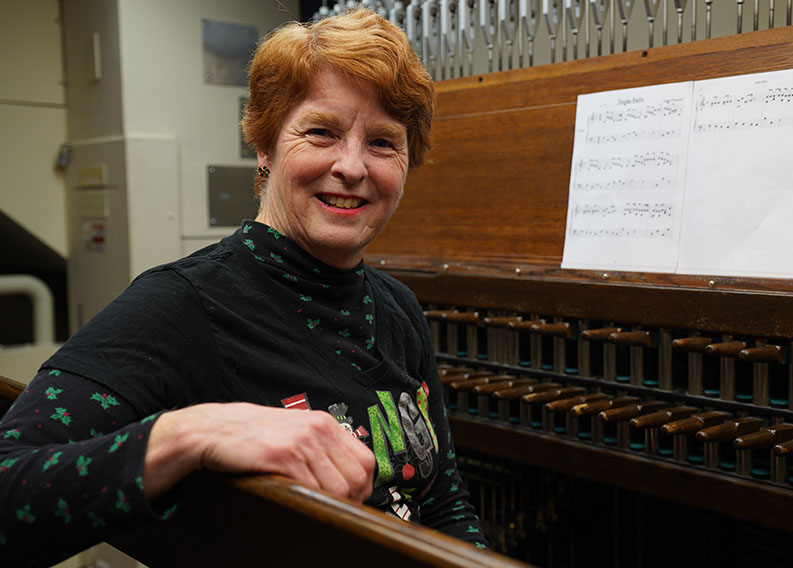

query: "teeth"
left=323, top=195, right=363, bottom=209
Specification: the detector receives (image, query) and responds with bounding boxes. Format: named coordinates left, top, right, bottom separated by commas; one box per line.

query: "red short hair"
left=242, top=9, right=435, bottom=196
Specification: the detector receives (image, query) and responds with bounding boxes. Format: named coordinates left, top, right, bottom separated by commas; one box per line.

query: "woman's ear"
left=257, top=150, right=270, bottom=170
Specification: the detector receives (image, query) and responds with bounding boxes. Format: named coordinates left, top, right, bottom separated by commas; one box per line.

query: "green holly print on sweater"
left=109, top=432, right=129, bottom=453
left=87, top=512, right=106, bottom=528
left=307, top=318, right=320, bottom=330
left=44, top=387, right=62, bottom=400
left=43, top=452, right=63, bottom=471
left=3, top=429, right=20, bottom=440
left=75, top=456, right=92, bottom=477
left=90, top=392, right=120, bottom=410
left=115, top=490, right=131, bottom=513
left=54, top=499, right=72, bottom=524
left=16, top=504, right=36, bottom=524
left=50, top=407, right=71, bottom=425
left=244, top=239, right=255, bottom=251
left=47, top=369, right=61, bottom=377
left=1, top=457, right=19, bottom=472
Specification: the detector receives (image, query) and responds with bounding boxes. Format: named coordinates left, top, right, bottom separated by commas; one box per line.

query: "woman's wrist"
left=142, top=405, right=212, bottom=500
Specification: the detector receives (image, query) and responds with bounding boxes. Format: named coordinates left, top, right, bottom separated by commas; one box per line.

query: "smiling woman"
left=0, top=9, right=486, bottom=566
left=255, top=67, right=409, bottom=269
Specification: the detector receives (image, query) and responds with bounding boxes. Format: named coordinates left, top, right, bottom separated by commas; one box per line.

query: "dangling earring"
left=257, top=166, right=270, bottom=178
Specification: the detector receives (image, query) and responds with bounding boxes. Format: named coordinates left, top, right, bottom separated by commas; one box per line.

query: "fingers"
left=194, top=403, right=376, bottom=503
left=292, top=411, right=375, bottom=503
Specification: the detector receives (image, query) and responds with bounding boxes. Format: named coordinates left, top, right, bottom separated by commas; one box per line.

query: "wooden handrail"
left=0, top=374, right=26, bottom=402
left=1, top=374, right=528, bottom=565
left=111, top=471, right=531, bottom=567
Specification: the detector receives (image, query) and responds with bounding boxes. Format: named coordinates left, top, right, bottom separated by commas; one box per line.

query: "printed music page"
left=561, top=81, right=694, bottom=272
left=676, top=69, right=793, bottom=278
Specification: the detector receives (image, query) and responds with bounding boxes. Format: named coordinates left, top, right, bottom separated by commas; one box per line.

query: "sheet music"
left=677, top=69, right=793, bottom=277
left=561, top=67, right=793, bottom=278
left=562, top=82, right=694, bottom=272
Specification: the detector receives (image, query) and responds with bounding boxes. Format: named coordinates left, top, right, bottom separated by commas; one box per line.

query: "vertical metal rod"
left=788, top=0, right=792, bottom=25
left=737, top=0, right=744, bottom=34
left=691, top=0, right=696, bottom=40
left=677, top=8, right=682, bottom=43
left=610, top=0, right=616, bottom=52
left=705, top=0, right=713, bottom=38
left=662, top=0, right=668, bottom=45
left=753, top=0, right=759, bottom=30
left=561, top=2, right=568, bottom=60
left=585, top=0, right=591, bottom=57
left=770, top=0, right=776, bottom=28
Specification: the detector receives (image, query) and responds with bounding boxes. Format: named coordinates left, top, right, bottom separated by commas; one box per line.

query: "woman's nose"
left=331, top=144, right=367, bottom=183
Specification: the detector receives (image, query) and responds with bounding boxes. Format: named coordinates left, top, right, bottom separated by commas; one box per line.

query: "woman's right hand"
left=142, top=402, right=376, bottom=504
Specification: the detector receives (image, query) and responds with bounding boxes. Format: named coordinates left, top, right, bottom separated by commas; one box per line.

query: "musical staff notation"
left=573, top=151, right=678, bottom=192
left=694, top=86, right=793, bottom=133
left=585, top=100, right=686, bottom=144
left=569, top=201, right=674, bottom=239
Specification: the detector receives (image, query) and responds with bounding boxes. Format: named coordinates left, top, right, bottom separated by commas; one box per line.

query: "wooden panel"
left=450, top=414, right=793, bottom=534
left=390, top=271, right=793, bottom=338
left=111, top=472, right=531, bottom=567
left=367, top=27, right=793, bottom=294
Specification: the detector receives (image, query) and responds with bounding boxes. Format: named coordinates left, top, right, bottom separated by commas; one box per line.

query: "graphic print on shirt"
left=328, top=402, right=370, bottom=440
left=388, top=486, right=412, bottom=521
left=281, top=393, right=311, bottom=411
left=368, top=381, right=439, bottom=487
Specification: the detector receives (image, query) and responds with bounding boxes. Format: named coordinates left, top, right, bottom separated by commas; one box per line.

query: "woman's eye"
left=307, top=128, right=331, bottom=137
left=371, top=138, right=393, bottom=149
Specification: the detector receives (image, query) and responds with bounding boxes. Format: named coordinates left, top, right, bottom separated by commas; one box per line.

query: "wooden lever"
left=738, top=345, right=784, bottom=364
left=570, top=396, right=638, bottom=417
left=441, top=311, right=481, bottom=324
left=735, top=424, right=793, bottom=449
left=449, top=377, right=495, bottom=392
left=545, top=392, right=609, bottom=413
left=473, top=377, right=530, bottom=395
left=506, top=319, right=545, bottom=330
left=483, top=316, right=523, bottom=328
left=773, top=439, right=793, bottom=457
left=580, top=327, right=621, bottom=341
left=424, top=310, right=457, bottom=320
left=696, top=417, right=765, bottom=442
left=606, top=330, right=653, bottom=347
left=671, top=337, right=713, bottom=352
left=598, top=400, right=668, bottom=423
left=523, top=386, right=585, bottom=405
left=630, top=406, right=698, bottom=429
left=704, top=341, right=746, bottom=357
left=439, top=370, right=490, bottom=385
left=494, top=382, right=562, bottom=400
left=438, top=366, right=473, bottom=377
left=527, top=322, right=573, bottom=339
left=661, top=411, right=731, bottom=436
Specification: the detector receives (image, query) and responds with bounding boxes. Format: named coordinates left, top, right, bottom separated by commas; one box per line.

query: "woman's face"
left=255, top=67, right=409, bottom=269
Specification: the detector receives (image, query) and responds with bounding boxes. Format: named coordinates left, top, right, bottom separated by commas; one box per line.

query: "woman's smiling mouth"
left=317, top=194, right=366, bottom=209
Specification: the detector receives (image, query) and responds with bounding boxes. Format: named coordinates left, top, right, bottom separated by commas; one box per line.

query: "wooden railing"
left=0, top=374, right=528, bottom=567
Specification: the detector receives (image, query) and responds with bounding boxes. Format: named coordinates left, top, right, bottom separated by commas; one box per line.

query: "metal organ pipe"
left=564, top=0, right=585, bottom=59
left=589, top=0, right=610, bottom=56
left=441, top=0, right=459, bottom=78
left=480, top=0, right=498, bottom=71
left=520, top=0, right=540, bottom=66
left=498, top=0, right=519, bottom=69
left=543, top=0, right=563, bottom=63
left=458, top=0, right=478, bottom=75
left=616, top=0, right=635, bottom=51
left=643, top=0, right=660, bottom=47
